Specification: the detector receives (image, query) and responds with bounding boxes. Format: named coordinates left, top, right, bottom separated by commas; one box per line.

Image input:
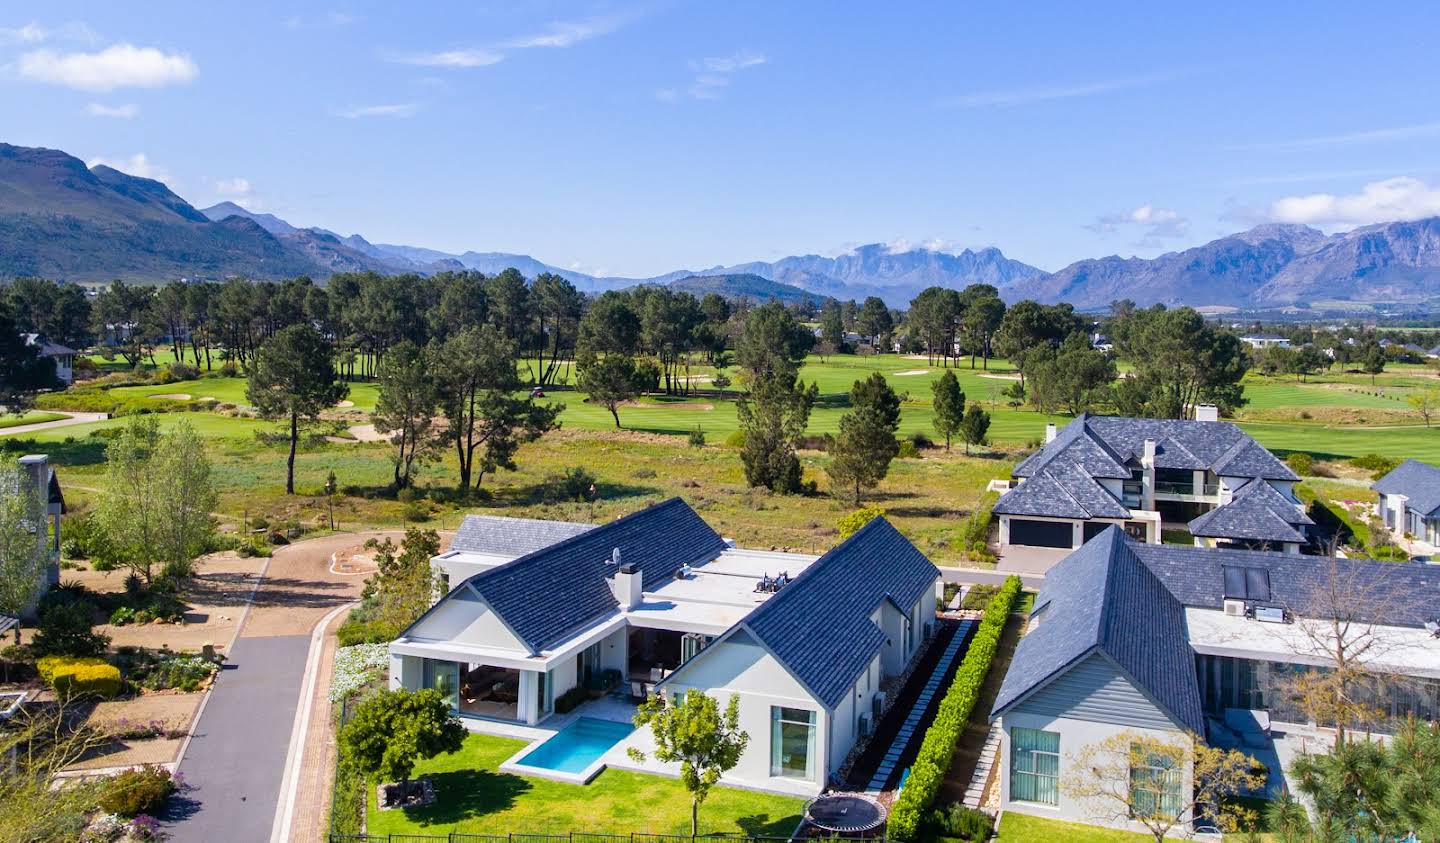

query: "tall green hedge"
left=888, top=575, right=1022, bottom=841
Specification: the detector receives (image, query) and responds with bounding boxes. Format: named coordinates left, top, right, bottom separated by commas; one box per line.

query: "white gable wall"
left=406, top=589, right=528, bottom=652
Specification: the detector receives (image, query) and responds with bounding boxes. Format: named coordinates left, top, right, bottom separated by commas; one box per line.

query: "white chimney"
left=1194, top=404, right=1219, bottom=423
left=610, top=559, right=643, bottom=610
left=1142, top=438, right=1157, bottom=466
left=1044, top=423, right=1057, bottom=444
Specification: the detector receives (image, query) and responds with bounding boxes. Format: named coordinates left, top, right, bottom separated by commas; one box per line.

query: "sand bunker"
left=894, top=369, right=930, bottom=376
left=334, top=400, right=355, bottom=408
left=979, top=373, right=1021, bottom=381
left=149, top=393, right=192, bottom=400
left=346, top=424, right=389, bottom=442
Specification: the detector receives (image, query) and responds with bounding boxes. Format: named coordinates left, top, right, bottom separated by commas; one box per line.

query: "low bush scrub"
left=888, top=576, right=1021, bottom=841
left=1285, top=452, right=1314, bottom=476
left=924, top=802, right=993, bottom=841
left=723, top=430, right=745, bottom=448
left=38, top=655, right=122, bottom=698
left=330, top=642, right=391, bottom=702
left=960, top=583, right=998, bottom=610
left=336, top=616, right=400, bottom=647
left=543, top=466, right=596, bottom=503
left=139, top=654, right=218, bottom=692
left=897, top=440, right=920, bottom=459
left=1351, top=453, right=1400, bottom=479
left=97, top=765, right=175, bottom=818
left=688, top=426, right=706, bottom=447
left=31, top=599, right=110, bottom=658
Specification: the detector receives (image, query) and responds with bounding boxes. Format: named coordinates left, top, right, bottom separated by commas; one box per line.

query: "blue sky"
left=3, top=1, right=1439, bottom=276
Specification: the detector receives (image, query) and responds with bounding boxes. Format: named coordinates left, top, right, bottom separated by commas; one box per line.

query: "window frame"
left=1009, top=726, right=1060, bottom=806
left=770, top=706, right=817, bottom=780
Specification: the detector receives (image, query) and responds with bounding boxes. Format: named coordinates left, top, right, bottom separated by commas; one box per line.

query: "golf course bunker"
left=894, top=370, right=930, bottom=376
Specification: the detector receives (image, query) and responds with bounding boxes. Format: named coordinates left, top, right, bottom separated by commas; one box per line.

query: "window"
left=770, top=707, right=816, bottom=779
left=1129, top=745, right=1183, bottom=818
left=1009, top=727, right=1059, bottom=805
left=422, top=659, right=459, bottom=711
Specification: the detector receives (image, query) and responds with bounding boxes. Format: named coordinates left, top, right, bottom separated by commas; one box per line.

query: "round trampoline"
left=803, top=792, right=888, bottom=835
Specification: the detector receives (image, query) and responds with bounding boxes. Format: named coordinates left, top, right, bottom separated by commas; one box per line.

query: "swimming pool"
left=513, top=717, right=635, bottom=777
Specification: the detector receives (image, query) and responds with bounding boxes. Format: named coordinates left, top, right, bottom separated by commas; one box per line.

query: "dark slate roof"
left=1187, top=480, right=1313, bottom=543
left=1372, top=459, right=1440, bottom=519
left=449, top=514, right=596, bottom=557
left=737, top=517, right=940, bottom=709
left=1013, top=416, right=1130, bottom=480
left=991, top=528, right=1205, bottom=734
left=469, top=498, right=726, bottom=653
left=1129, top=540, right=1440, bottom=629
left=994, top=460, right=1130, bottom=520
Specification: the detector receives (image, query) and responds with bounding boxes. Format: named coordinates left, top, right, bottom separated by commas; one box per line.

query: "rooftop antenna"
left=608, top=546, right=621, bottom=567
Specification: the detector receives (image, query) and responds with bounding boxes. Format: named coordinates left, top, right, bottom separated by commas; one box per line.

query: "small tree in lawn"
left=576, top=351, right=639, bottom=429
left=0, top=466, right=47, bottom=643
left=1061, top=730, right=1264, bottom=843
left=837, top=505, right=885, bottom=540
left=339, top=688, right=465, bottom=803
left=959, top=405, right=990, bottom=455
left=629, top=691, right=749, bottom=836
left=931, top=370, right=965, bottom=450
left=248, top=324, right=348, bottom=494
left=1407, top=386, right=1440, bottom=427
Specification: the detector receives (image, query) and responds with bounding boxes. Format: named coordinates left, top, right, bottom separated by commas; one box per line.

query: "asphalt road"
left=163, top=635, right=311, bottom=842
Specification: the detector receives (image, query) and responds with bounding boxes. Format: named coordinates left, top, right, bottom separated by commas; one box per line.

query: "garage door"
left=1082, top=521, right=1112, bottom=542
left=1009, top=518, right=1073, bottom=548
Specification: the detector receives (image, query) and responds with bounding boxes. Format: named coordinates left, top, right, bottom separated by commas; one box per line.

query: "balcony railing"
left=1154, top=481, right=1221, bottom=496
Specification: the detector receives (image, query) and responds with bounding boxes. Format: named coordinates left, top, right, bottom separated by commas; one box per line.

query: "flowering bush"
left=128, top=814, right=161, bottom=841
left=137, top=654, right=218, bottom=692
left=98, top=765, right=175, bottom=818
left=330, top=642, right=390, bottom=702
left=105, top=717, right=187, bottom=741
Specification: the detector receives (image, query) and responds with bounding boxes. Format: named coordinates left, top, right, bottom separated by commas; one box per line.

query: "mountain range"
left=3, top=142, right=1440, bottom=309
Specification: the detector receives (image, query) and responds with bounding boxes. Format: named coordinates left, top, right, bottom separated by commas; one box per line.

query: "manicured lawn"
left=997, top=812, right=1152, bottom=842
left=364, top=733, right=803, bottom=837
left=0, top=410, right=66, bottom=429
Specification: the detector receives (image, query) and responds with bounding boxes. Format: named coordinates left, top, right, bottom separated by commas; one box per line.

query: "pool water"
left=517, top=717, right=635, bottom=774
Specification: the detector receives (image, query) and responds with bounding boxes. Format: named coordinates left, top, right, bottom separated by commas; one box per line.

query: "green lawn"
left=364, top=733, right=803, bottom=837
left=0, top=411, right=66, bottom=429
left=997, top=812, right=1152, bottom=842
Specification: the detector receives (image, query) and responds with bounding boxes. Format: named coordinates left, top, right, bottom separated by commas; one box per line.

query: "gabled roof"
left=1188, top=479, right=1313, bottom=544
left=731, top=517, right=940, bottom=709
left=468, top=498, right=726, bottom=653
left=994, top=460, right=1130, bottom=520
left=449, top=514, right=596, bottom=557
left=1372, top=459, right=1440, bottom=519
left=1013, top=415, right=1131, bottom=480
left=992, top=528, right=1204, bottom=734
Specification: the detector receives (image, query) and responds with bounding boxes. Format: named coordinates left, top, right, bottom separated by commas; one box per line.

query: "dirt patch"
left=893, top=369, right=930, bottom=376
left=346, top=424, right=388, bottom=442
left=149, top=392, right=192, bottom=400
left=67, top=735, right=187, bottom=771
left=331, top=544, right=381, bottom=576
left=334, top=399, right=355, bottom=408
left=324, top=435, right=358, bottom=444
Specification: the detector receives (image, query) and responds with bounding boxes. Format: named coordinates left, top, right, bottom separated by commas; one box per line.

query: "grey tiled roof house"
left=1374, top=458, right=1440, bottom=547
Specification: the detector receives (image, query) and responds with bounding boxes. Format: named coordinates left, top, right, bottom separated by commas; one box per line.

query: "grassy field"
left=996, top=812, right=1152, bottom=842
left=364, top=733, right=803, bottom=837
left=0, top=410, right=66, bottom=429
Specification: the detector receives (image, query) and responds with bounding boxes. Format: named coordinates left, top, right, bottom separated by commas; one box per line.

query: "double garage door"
left=1008, top=518, right=1074, bottom=548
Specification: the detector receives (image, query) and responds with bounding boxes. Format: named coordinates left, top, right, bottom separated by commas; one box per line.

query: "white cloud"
left=84, top=102, right=137, bottom=118
left=1265, top=177, right=1440, bottom=229
left=213, top=177, right=252, bottom=196
left=1230, top=121, right=1440, bottom=151
left=87, top=153, right=168, bottom=182
left=938, top=74, right=1169, bottom=108
left=660, top=49, right=767, bottom=102
left=882, top=237, right=967, bottom=255
left=0, top=22, right=47, bottom=44
left=18, top=44, right=196, bottom=92
left=1089, top=203, right=1189, bottom=244
left=1229, top=168, right=1421, bottom=187
left=336, top=103, right=419, bottom=119
left=396, top=48, right=503, bottom=68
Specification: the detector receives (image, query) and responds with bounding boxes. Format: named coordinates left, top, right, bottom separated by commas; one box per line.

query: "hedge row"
left=888, top=575, right=1022, bottom=841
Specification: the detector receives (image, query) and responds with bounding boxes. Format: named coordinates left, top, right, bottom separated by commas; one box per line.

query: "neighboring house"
left=430, top=514, right=597, bottom=586
left=1373, top=459, right=1440, bottom=545
left=22, top=334, right=76, bottom=385
left=389, top=498, right=940, bottom=796
left=993, top=410, right=1310, bottom=553
left=6, top=455, right=64, bottom=616
left=1239, top=333, right=1291, bottom=350
left=1090, top=333, right=1112, bottom=353
left=1427, top=345, right=1440, bottom=360
left=990, top=528, right=1440, bottom=833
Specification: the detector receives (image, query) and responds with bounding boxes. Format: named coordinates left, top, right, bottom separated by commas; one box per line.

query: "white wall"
left=405, top=590, right=527, bottom=651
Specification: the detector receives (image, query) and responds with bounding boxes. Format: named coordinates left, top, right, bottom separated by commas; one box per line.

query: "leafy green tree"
left=1362, top=341, right=1386, bottom=384
left=959, top=405, right=990, bottom=455
left=931, top=370, right=966, bottom=450
left=959, top=289, right=1005, bottom=369
left=908, top=287, right=962, bottom=365
left=530, top=272, right=583, bottom=386
left=247, top=324, right=349, bottom=494
left=735, top=301, right=813, bottom=384
left=992, top=299, right=1081, bottom=384
left=339, top=688, right=465, bottom=793
left=1408, top=386, right=1440, bottom=427
left=374, top=341, right=442, bottom=491
left=358, top=528, right=442, bottom=634
left=577, top=290, right=641, bottom=355
left=0, top=301, right=58, bottom=414
left=857, top=296, right=893, bottom=350
left=736, top=374, right=817, bottom=493
left=0, top=466, right=46, bottom=639
left=434, top=326, right=559, bottom=491
left=96, top=417, right=164, bottom=583
left=1111, top=305, right=1247, bottom=417
left=577, top=351, right=640, bottom=428
left=629, top=691, right=750, bottom=836
left=826, top=374, right=902, bottom=504
left=151, top=419, right=218, bottom=579
left=1027, top=333, right=1116, bottom=415
left=838, top=505, right=886, bottom=539
left=819, top=298, right=845, bottom=348
left=1291, top=719, right=1440, bottom=843
left=1288, top=345, right=1326, bottom=382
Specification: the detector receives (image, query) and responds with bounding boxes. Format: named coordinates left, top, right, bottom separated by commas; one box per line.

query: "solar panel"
left=1222, top=565, right=1271, bottom=601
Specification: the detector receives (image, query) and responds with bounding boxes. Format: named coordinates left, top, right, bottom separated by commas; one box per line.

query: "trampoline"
left=803, top=792, right=888, bottom=835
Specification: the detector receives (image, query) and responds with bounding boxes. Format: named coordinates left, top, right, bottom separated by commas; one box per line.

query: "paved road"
left=938, top=565, right=1044, bottom=590
left=0, top=411, right=108, bottom=437
left=166, top=635, right=311, bottom=841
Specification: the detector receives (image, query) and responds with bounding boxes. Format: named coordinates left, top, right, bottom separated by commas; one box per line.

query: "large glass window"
left=1009, top=727, right=1059, bottom=805
left=1129, top=745, right=1183, bottom=818
left=771, top=707, right=816, bottom=779
left=422, top=659, right=459, bottom=711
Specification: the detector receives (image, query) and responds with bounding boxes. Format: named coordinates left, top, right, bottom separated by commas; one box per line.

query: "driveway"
left=162, top=531, right=406, bottom=843
left=994, top=544, right=1071, bottom=576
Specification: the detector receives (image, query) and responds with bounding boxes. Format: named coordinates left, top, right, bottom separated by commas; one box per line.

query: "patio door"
left=422, top=659, right=460, bottom=711
left=680, top=633, right=709, bottom=664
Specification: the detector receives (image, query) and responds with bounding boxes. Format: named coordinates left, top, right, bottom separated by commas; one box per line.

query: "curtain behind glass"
left=1010, top=727, right=1059, bottom=805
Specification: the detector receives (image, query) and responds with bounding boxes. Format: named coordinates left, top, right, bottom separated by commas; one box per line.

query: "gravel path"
left=0, top=411, right=108, bottom=436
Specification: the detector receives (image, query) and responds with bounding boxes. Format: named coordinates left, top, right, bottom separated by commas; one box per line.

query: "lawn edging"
left=887, top=575, right=1022, bottom=841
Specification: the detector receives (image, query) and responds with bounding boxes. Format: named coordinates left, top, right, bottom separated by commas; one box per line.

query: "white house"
left=992, top=411, right=1311, bottom=554
left=1373, top=459, right=1440, bottom=547
left=389, top=498, right=940, bottom=796
left=22, top=334, right=76, bottom=385
left=991, top=529, right=1440, bottom=834
left=1239, top=333, right=1291, bottom=350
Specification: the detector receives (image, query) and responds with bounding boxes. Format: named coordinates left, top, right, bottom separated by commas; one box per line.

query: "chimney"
left=1194, top=404, right=1219, bottom=423
left=1142, top=439, right=1157, bottom=466
left=609, top=553, right=643, bottom=611
left=17, top=455, right=47, bottom=498
left=1044, top=423, right=1057, bottom=444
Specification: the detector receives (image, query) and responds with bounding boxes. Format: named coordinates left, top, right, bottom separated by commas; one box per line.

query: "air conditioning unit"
left=1223, top=599, right=1247, bottom=617
left=872, top=693, right=885, bottom=719
left=859, top=714, right=871, bottom=737
left=1254, top=606, right=1287, bottom=624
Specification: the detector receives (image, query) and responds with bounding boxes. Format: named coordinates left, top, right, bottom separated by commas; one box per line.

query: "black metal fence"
left=330, top=834, right=880, bottom=843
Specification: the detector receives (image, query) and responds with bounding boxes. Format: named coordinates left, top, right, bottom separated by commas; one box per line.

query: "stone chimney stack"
left=1044, top=423, right=1058, bottom=444
left=609, top=552, right=642, bottom=610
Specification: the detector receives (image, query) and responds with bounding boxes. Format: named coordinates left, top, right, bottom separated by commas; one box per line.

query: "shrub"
left=723, top=430, right=745, bottom=448
left=139, top=655, right=218, bottom=692
left=910, top=432, right=934, bottom=450
left=897, top=440, right=920, bottom=459
left=925, top=803, right=993, bottom=841
left=31, top=600, right=110, bottom=657
left=888, top=576, right=1021, bottom=841
left=336, top=617, right=400, bottom=647
left=167, top=362, right=199, bottom=381
left=554, top=685, right=591, bottom=714
left=543, top=466, right=596, bottom=503
left=838, top=506, right=886, bottom=540
left=98, top=766, right=175, bottom=818
left=1285, top=452, right=1314, bottom=476
left=960, top=583, right=998, bottom=610
left=1351, top=452, right=1400, bottom=479
left=402, top=502, right=431, bottom=522
left=955, top=492, right=998, bottom=556
left=38, top=655, right=121, bottom=698
left=330, top=643, right=391, bottom=702
left=688, top=426, right=706, bottom=447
